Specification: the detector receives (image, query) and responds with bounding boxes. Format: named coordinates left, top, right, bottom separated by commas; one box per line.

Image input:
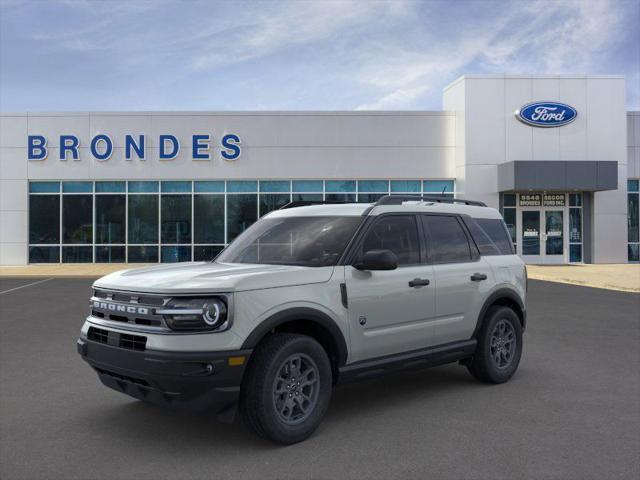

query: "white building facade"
left=1, top=75, right=638, bottom=265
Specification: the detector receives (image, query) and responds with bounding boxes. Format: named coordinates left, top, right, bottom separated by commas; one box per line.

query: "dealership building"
left=1, top=74, right=638, bottom=266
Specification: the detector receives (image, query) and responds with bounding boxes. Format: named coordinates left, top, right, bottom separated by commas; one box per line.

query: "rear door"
left=345, top=214, right=436, bottom=363
left=421, top=214, right=493, bottom=345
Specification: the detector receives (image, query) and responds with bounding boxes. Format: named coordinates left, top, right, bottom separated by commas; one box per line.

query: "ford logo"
left=515, top=102, right=577, bottom=127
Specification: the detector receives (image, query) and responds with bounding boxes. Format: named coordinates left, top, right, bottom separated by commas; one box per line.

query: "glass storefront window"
left=161, top=246, right=192, bottom=263
left=227, top=194, right=257, bottom=241
left=292, top=180, right=322, bottom=192
left=326, top=193, right=356, bottom=202
left=423, top=180, right=454, bottom=193
left=95, top=195, right=125, bottom=244
left=357, top=193, right=386, bottom=203
left=29, top=246, right=59, bottom=263
left=128, top=245, right=158, bottom=263
left=628, top=180, right=639, bottom=261
left=95, top=246, right=125, bottom=263
left=95, top=181, right=125, bottom=193
left=128, top=181, right=159, bottom=193
left=29, top=182, right=60, bottom=193
left=29, top=195, right=59, bottom=243
left=194, top=195, right=224, bottom=244
left=358, top=180, right=388, bottom=192
left=62, top=181, right=92, bottom=193
left=293, top=193, right=323, bottom=202
left=502, top=208, right=516, bottom=244
left=325, top=180, right=356, bottom=192
left=391, top=180, right=421, bottom=193
left=128, top=195, right=158, bottom=244
left=628, top=192, right=639, bottom=243
left=161, top=195, right=191, bottom=244
left=161, top=181, right=192, bottom=193
left=260, top=181, right=290, bottom=192
left=259, top=194, right=291, bottom=215
left=195, top=181, right=225, bottom=193
left=227, top=181, right=257, bottom=193
left=27, top=178, right=454, bottom=263
left=570, top=244, right=582, bottom=263
left=569, top=208, right=582, bottom=243
left=194, top=245, right=224, bottom=262
left=63, top=195, right=92, bottom=244
left=503, top=194, right=516, bottom=207
left=569, top=194, right=582, bottom=207
left=62, top=246, right=92, bottom=263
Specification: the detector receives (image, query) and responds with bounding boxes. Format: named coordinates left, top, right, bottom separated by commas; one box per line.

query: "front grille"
left=87, top=327, right=108, bottom=344
left=86, top=326, right=147, bottom=351
left=119, top=333, right=147, bottom=351
left=90, top=288, right=169, bottom=331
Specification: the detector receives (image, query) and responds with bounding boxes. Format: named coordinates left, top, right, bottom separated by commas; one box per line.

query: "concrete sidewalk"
left=526, top=264, right=640, bottom=293
left=0, top=264, right=151, bottom=277
left=0, top=263, right=638, bottom=293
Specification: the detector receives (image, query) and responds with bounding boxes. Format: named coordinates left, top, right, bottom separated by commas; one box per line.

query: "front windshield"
left=216, top=216, right=362, bottom=267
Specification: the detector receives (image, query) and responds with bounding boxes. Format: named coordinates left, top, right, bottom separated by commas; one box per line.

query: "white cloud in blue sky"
left=0, top=0, right=638, bottom=111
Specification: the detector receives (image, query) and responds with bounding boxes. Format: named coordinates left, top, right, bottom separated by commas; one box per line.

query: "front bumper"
left=77, top=337, right=251, bottom=415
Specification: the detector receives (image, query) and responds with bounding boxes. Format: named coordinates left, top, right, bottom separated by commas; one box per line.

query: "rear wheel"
left=467, top=306, right=523, bottom=384
left=240, top=333, right=332, bottom=444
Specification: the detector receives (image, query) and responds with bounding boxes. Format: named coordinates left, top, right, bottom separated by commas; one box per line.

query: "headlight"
left=158, top=297, right=229, bottom=332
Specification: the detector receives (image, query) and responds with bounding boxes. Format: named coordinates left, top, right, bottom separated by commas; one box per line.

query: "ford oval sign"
left=515, top=102, right=577, bottom=127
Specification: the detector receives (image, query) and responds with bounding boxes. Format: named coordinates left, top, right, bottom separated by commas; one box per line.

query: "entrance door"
left=519, top=208, right=566, bottom=264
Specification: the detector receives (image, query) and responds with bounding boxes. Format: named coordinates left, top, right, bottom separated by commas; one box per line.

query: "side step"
left=337, top=339, right=476, bottom=384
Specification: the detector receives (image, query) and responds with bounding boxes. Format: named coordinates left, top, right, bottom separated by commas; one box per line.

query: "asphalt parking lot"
left=0, top=277, right=638, bottom=480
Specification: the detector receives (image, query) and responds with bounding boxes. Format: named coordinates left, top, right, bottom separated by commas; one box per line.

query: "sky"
left=0, top=0, right=638, bottom=111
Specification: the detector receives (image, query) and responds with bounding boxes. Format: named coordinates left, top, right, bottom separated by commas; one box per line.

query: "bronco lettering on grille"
left=92, top=300, right=149, bottom=315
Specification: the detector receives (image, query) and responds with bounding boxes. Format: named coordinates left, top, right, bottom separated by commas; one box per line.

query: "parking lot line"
left=0, top=277, right=54, bottom=295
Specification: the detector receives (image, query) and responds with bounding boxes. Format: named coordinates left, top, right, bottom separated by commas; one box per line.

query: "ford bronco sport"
left=77, top=195, right=526, bottom=444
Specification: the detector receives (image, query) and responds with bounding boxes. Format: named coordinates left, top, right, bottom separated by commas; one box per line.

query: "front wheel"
left=240, top=333, right=332, bottom=444
left=467, top=306, right=523, bottom=384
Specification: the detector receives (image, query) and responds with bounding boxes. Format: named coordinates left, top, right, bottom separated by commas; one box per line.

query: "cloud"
left=354, top=0, right=635, bottom=109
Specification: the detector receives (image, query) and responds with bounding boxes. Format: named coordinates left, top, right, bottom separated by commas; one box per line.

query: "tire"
left=239, top=333, right=332, bottom=444
left=467, top=306, right=523, bottom=384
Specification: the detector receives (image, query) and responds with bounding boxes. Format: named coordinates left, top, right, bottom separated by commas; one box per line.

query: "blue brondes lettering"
left=159, top=134, right=180, bottom=160
left=125, top=135, right=145, bottom=160
left=221, top=134, right=241, bottom=160
left=27, top=132, right=241, bottom=161
left=28, top=135, right=47, bottom=160
left=192, top=134, right=210, bottom=160
left=91, top=134, right=113, bottom=161
left=60, top=135, right=79, bottom=161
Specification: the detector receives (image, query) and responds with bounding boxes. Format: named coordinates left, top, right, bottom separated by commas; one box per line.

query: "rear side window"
left=360, top=215, right=420, bottom=265
left=422, top=215, right=472, bottom=264
left=468, top=218, right=514, bottom=255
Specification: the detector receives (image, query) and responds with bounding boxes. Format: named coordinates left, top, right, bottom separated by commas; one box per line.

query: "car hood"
left=93, top=262, right=335, bottom=294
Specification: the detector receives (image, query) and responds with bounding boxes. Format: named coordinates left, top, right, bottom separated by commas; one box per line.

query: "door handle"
left=470, top=273, right=487, bottom=282
left=408, top=278, right=430, bottom=287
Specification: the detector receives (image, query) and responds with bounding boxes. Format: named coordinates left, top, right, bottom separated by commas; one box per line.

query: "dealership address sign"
left=27, top=133, right=242, bottom=161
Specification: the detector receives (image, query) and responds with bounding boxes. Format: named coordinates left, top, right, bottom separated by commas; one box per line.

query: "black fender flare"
left=472, top=288, right=526, bottom=338
left=241, top=307, right=349, bottom=367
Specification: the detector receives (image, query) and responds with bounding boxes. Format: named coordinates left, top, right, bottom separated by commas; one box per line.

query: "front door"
left=519, top=208, right=566, bottom=264
left=345, top=214, right=436, bottom=363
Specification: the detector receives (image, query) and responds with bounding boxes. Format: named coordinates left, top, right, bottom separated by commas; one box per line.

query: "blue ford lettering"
left=516, top=102, right=577, bottom=127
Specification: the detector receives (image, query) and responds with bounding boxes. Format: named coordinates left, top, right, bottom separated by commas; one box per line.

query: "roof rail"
left=279, top=200, right=356, bottom=210
left=374, top=195, right=487, bottom=207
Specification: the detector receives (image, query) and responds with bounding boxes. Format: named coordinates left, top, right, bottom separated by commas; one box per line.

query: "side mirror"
left=353, top=249, right=398, bottom=271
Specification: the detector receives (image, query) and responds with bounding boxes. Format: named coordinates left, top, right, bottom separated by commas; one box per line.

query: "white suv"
left=78, top=195, right=526, bottom=444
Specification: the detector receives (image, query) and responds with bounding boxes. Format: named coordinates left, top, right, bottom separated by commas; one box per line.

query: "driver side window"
left=360, top=215, right=420, bottom=265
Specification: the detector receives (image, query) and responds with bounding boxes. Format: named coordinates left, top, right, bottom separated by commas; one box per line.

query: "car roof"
left=266, top=201, right=503, bottom=220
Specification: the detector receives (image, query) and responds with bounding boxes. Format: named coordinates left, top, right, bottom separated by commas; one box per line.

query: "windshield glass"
left=216, top=216, right=362, bottom=267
